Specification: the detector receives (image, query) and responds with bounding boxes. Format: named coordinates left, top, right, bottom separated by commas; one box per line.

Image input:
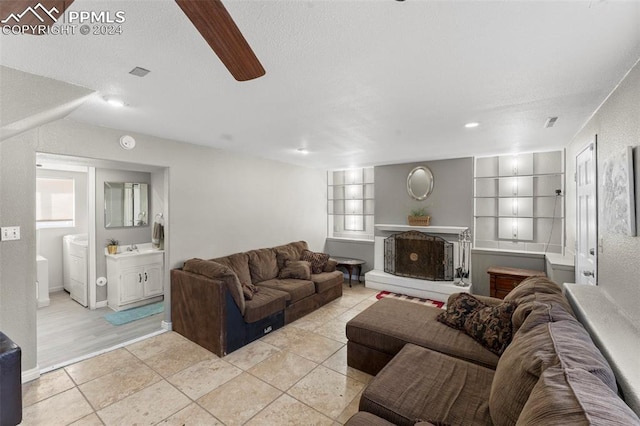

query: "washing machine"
left=63, top=234, right=88, bottom=306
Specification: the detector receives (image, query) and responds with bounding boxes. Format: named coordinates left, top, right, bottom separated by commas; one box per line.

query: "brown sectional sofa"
left=171, top=241, right=343, bottom=357
left=345, top=276, right=640, bottom=425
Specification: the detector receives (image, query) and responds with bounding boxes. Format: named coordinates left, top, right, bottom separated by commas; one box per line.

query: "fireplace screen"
left=384, top=231, right=453, bottom=281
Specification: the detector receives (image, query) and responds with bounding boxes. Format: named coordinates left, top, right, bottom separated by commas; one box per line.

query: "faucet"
left=127, top=244, right=138, bottom=251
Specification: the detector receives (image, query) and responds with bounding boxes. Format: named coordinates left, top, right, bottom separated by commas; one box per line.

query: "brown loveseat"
left=171, top=241, right=343, bottom=357
left=345, top=277, right=640, bottom=425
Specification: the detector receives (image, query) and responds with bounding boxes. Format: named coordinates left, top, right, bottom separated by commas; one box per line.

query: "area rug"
left=376, top=291, right=445, bottom=309
left=104, top=302, right=164, bottom=326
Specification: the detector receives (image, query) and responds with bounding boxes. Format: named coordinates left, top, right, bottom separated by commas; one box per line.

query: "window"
left=36, top=177, right=75, bottom=228
left=328, top=168, right=374, bottom=240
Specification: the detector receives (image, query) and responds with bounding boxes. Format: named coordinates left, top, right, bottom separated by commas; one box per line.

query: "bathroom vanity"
left=105, top=244, right=164, bottom=311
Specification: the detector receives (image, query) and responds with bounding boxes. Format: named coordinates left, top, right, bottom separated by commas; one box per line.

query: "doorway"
left=35, top=153, right=169, bottom=371
left=575, top=137, right=597, bottom=285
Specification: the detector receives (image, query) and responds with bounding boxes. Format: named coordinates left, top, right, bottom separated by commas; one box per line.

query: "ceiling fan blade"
left=175, top=0, right=265, bottom=81
left=0, top=0, right=75, bottom=34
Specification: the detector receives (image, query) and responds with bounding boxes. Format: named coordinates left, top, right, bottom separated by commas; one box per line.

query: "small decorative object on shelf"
left=408, top=207, right=431, bottom=226
left=106, top=238, right=119, bottom=255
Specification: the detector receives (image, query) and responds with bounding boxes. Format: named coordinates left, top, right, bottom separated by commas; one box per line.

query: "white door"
left=576, top=140, right=597, bottom=285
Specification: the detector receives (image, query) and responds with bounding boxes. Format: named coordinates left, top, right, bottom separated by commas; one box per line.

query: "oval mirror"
left=407, top=166, right=434, bottom=201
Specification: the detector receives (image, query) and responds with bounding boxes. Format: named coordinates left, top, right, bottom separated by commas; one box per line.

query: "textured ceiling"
left=1, top=0, right=639, bottom=169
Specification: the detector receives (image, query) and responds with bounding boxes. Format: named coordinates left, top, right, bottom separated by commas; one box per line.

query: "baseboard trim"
left=22, top=365, right=41, bottom=383
left=37, top=298, right=50, bottom=308
left=48, top=285, right=64, bottom=293
left=161, top=320, right=172, bottom=331
left=95, top=300, right=107, bottom=308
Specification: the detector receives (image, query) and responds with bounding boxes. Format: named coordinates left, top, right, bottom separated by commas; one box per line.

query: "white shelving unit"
left=328, top=168, right=374, bottom=240
left=474, top=151, right=565, bottom=253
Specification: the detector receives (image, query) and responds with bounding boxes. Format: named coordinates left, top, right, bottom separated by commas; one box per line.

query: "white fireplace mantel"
left=375, top=224, right=469, bottom=235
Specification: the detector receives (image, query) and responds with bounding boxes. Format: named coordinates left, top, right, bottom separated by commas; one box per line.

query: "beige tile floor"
left=21, top=284, right=379, bottom=425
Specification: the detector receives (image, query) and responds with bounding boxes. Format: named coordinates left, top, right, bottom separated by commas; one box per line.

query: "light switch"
left=1, top=226, right=20, bottom=241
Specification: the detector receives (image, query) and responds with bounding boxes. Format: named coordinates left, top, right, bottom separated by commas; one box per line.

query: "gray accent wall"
left=0, top=118, right=327, bottom=374
left=565, top=59, right=640, bottom=324
left=374, top=158, right=474, bottom=232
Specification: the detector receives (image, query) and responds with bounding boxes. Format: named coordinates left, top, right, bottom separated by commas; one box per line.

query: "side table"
left=330, top=257, right=366, bottom=287
left=487, top=266, right=546, bottom=299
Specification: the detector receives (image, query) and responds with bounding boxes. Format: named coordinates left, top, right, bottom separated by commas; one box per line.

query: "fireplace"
left=384, top=231, right=454, bottom=281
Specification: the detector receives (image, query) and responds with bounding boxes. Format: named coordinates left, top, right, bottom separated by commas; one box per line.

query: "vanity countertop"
left=104, top=243, right=163, bottom=258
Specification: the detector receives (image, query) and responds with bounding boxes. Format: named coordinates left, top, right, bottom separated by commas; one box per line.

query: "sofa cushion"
left=490, top=315, right=618, bottom=426
left=311, top=270, right=344, bottom=293
left=301, top=249, right=330, bottom=274
left=360, top=343, right=494, bottom=426
left=463, top=300, right=516, bottom=356
left=278, top=260, right=311, bottom=280
left=257, top=278, right=315, bottom=304
left=512, top=293, right=575, bottom=334
left=345, top=412, right=399, bottom=426
left=347, top=298, right=499, bottom=369
left=247, top=248, right=279, bottom=283
left=212, top=252, right=252, bottom=286
left=243, top=287, right=288, bottom=323
left=517, top=366, right=640, bottom=425
left=183, top=259, right=245, bottom=315
left=516, top=300, right=576, bottom=335
left=323, top=258, right=338, bottom=273
left=274, top=241, right=308, bottom=269
left=504, top=275, right=562, bottom=303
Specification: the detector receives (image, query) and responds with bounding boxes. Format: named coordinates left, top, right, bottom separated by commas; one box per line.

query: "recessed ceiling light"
left=297, top=148, right=309, bottom=154
left=464, top=122, right=480, bottom=128
left=104, top=96, right=125, bottom=107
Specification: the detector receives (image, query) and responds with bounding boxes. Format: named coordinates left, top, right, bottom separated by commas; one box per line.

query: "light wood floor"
left=37, top=291, right=163, bottom=370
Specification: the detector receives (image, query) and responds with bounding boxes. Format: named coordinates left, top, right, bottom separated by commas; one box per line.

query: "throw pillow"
left=437, top=293, right=486, bottom=330
left=278, top=260, right=312, bottom=280
left=463, top=301, right=516, bottom=355
left=241, top=282, right=259, bottom=300
left=300, top=249, right=330, bottom=274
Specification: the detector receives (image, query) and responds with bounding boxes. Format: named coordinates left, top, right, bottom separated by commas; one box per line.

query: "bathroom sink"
left=108, top=246, right=163, bottom=257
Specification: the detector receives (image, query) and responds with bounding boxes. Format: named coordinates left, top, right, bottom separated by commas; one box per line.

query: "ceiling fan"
left=0, top=0, right=265, bottom=81
left=174, top=0, right=265, bottom=81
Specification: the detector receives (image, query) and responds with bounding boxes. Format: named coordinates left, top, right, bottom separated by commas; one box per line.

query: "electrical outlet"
left=1, top=226, right=20, bottom=241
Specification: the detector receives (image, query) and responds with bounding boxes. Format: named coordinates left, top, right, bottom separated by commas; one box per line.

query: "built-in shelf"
left=474, top=151, right=565, bottom=253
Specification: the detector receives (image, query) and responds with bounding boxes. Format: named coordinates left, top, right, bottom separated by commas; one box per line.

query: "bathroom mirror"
left=104, top=182, right=149, bottom=228
left=407, top=166, right=434, bottom=201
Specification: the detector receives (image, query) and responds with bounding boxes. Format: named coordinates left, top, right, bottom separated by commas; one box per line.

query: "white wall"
left=35, top=168, right=88, bottom=291
left=565, top=59, right=640, bottom=324
left=0, top=118, right=327, bottom=373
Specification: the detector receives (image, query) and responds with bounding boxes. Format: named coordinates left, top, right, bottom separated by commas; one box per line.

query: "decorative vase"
left=408, top=215, right=431, bottom=226
left=107, top=245, right=118, bottom=255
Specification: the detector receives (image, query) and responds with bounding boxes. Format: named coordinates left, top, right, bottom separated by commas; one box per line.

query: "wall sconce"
left=512, top=219, right=518, bottom=239
left=512, top=178, right=518, bottom=196
left=512, top=156, right=518, bottom=175
left=512, top=199, right=518, bottom=215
